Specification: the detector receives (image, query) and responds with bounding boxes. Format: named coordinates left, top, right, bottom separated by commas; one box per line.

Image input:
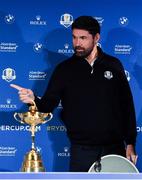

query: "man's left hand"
left=126, top=144, right=138, bottom=165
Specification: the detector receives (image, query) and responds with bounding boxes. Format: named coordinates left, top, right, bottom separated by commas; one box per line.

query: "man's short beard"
left=74, top=48, right=93, bottom=58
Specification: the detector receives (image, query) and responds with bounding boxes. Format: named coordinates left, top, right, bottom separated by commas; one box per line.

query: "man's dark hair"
left=71, top=16, right=100, bottom=36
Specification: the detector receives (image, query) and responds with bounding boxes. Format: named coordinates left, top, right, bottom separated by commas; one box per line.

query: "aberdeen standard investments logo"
left=29, top=71, right=47, bottom=80
left=0, top=42, right=18, bottom=52
left=114, top=44, right=132, bottom=54
left=0, top=146, right=17, bottom=157
left=2, top=68, right=16, bottom=82
left=60, top=13, right=73, bottom=28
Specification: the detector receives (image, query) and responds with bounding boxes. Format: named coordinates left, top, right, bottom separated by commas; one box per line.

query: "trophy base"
left=21, top=149, right=46, bottom=172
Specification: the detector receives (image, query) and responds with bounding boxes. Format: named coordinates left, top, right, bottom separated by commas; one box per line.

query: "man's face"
left=72, top=29, right=95, bottom=58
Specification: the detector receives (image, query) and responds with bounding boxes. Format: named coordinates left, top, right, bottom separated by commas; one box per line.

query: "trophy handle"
left=31, top=100, right=38, bottom=110
left=14, top=113, right=24, bottom=124
left=42, top=112, right=53, bottom=124
left=31, top=100, right=53, bottom=124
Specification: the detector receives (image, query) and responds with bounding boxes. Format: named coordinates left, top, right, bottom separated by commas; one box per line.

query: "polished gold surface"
left=21, top=149, right=45, bottom=172
left=14, top=101, right=53, bottom=172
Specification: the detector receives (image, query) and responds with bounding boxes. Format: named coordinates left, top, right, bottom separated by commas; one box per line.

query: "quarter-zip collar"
left=72, top=46, right=104, bottom=64
left=72, top=46, right=105, bottom=74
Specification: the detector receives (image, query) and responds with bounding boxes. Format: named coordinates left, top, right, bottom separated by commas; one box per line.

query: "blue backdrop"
left=0, top=0, right=142, bottom=172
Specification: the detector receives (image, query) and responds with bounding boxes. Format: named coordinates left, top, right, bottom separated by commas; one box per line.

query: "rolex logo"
left=36, top=15, right=41, bottom=21
left=64, top=43, right=69, bottom=49
left=7, top=99, right=11, bottom=104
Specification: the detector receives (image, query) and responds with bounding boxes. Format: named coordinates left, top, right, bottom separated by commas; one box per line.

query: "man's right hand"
left=10, top=84, right=35, bottom=104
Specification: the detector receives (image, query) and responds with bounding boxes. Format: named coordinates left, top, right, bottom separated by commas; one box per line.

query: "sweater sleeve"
left=117, top=60, right=137, bottom=146
left=34, top=64, right=65, bottom=113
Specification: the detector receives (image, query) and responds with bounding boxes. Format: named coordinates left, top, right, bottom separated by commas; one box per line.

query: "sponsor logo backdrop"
left=0, top=0, right=142, bottom=172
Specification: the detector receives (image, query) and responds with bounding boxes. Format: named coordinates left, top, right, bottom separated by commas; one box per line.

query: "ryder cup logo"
left=5, top=14, right=15, bottom=24
left=60, top=13, right=73, bottom=28
left=104, top=71, right=113, bottom=80
left=33, top=43, right=43, bottom=53
left=119, top=17, right=129, bottom=26
left=2, top=68, right=16, bottom=82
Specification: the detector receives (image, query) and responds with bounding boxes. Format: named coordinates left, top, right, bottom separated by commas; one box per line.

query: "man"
left=11, top=16, right=137, bottom=172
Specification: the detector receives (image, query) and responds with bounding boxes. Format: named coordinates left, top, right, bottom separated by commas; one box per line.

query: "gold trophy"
left=14, top=101, right=53, bottom=172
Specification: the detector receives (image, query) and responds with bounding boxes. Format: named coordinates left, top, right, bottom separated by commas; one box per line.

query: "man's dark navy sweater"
left=35, top=48, right=137, bottom=146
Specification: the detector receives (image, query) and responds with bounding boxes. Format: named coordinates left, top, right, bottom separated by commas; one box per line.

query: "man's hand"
left=10, top=84, right=35, bottom=104
left=126, top=144, right=138, bottom=165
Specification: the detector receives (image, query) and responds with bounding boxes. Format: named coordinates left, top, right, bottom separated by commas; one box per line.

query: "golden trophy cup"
left=14, top=101, right=53, bottom=172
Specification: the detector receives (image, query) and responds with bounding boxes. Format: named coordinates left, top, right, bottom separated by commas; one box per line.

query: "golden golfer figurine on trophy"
left=14, top=100, right=53, bottom=172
